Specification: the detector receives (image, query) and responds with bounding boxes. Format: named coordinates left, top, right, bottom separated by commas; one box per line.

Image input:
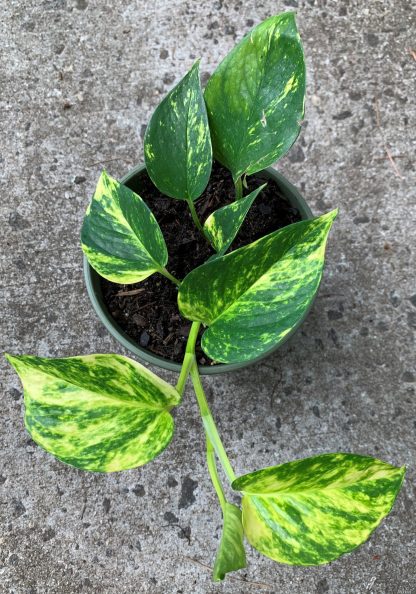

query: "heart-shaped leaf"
left=6, top=353, right=180, bottom=472
left=178, top=210, right=337, bottom=363
left=81, top=171, right=168, bottom=284
left=232, top=453, right=405, bottom=566
left=144, top=61, right=212, bottom=201
left=204, top=12, right=305, bottom=182
left=213, top=503, right=246, bottom=581
left=204, top=184, right=266, bottom=255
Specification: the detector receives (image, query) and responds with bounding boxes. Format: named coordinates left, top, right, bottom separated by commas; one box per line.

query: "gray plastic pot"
left=84, top=163, right=314, bottom=375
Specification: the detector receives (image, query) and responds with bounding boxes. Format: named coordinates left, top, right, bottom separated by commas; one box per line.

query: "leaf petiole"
left=159, top=267, right=181, bottom=287
left=186, top=198, right=207, bottom=240
left=234, top=176, right=243, bottom=200
left=206, top=436, right=227, bottom=510
left=189, top=360, right=236, bottom=484
left=176, top=321, right=236, bottom=485
left=175, top=321, right=200, bottom=395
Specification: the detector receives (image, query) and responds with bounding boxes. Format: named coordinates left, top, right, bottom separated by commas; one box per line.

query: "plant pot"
left=84, top=163, right=314, bottom=375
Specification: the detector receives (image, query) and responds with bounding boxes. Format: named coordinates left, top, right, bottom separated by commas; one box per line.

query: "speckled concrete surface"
left=1, top=1, right=415, bottom=592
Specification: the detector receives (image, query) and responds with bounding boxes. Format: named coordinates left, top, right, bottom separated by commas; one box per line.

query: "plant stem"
left=186, top=198, right=206, bottom=238
left=175, top=322, right=200, bottom=395
left=235, top=176, right=243, bottom=200
left=159, top=267, right=181, bottom=287
left=176, top=321, right=236, bottom=486
left=190, top=360, right=236, bottom=484
left=206, top=436, right=227, bottom=510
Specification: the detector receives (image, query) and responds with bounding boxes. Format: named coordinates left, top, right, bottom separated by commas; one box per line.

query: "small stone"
left=402, top=372, right=415, bottom=383
left=333, top=110, right=352, bottom=120
left=163, top=73, right=175, bottom=85
left=353, top=215, right=370, bottom=224
left=311, top=405, right=321, bottom=418
left=42, top=528, right=56, bottom=542
left=10, top=388, right=21, bottom=401
left=159, top=49, right=169, bottom=59
left=178, top=476, right=198, bottom=509
left=8, top=212, right=30, bottom=230
left=13, top=499, right=26, bottom=518
left=200, top=71, right=211, bottom=86
left=167, top=476, right=178, bottom=488
left=139, top=331, right=150, bottom=347
left=316, top=578, right=329, bottom=594
left=408, top=312, right=416, bottom=329
left=390, top=291, right=401, bottom=307
left=163, top=511, right=178, bottom=524
left=103, top=498, right=111, bottom=513
left=311, top=94, right=321, bottom=107
left=366, top=33, right=379, bottom=47
left=133, top=484, right=145, bottom=497
left=327, top=310, right=343, bottom=321
left=288, top=145, right=305, bottom=163
left=8, top=554, right=19, bottom=566
left=74, top=175, right=86, bottom=184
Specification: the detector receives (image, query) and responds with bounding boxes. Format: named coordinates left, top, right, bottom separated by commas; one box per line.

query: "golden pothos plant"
left=6, top=13, right=404, bottom=581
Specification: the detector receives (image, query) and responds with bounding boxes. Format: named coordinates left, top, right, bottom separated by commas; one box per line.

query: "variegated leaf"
left=6, top=353, right=180, bottom=472
left=81, top=170, right=168, bottom=284
left=204, top=184, right=266, bottom=254
left=204, top=12, right=306, bottom=182
left=213, top=503, right=247, bottom=581
left=178, top=211, right=337, bottom=363
left=232, top=453, right=405, bottom=566
left=144, top=61, right=212, bottom=201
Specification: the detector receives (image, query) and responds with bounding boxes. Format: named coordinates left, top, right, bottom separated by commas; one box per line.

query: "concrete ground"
left=1, top=1, right=415, bottom=592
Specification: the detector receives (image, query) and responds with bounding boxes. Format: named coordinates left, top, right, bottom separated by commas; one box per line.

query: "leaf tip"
left=4, top=352, right=17, bottom=367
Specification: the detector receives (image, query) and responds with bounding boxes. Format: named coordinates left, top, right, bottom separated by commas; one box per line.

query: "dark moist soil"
left=101, top=161, right=302, bottom=365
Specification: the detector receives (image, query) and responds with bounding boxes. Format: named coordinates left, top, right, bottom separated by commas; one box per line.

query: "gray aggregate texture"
left=1, top=1, right=415, bottom=593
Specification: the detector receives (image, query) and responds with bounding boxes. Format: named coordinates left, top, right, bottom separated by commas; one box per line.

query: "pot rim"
left=83, top=163, right=314, bottom=375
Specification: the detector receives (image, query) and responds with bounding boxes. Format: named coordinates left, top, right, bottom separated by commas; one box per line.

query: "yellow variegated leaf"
left=204, top=184, right=265, bottom=254
left=232, top=453, right=405, bottom=566
left=144, top=61, right=212, bottom=201
left=6, top=353, right=180, bottom=472
left=178, top=211, right=337, bottom=363
left=81, top=170, right=168, bottom=284
left=205, top=12, right=305, bottom=182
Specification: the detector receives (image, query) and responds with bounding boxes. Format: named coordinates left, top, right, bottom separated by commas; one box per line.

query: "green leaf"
left=204, top=12, right=305, bottom=182
left=144, top=61, right=212, bottom=201
left=204, top=184, right=266, bottom=254
left=81, top=171, right=168, bottom=284
left=232, top=453, right=405, bottom=566
left=5, top=353, right=180, bottom=472
left=213, top=503, right=246, bottom=581
left=178, top=210, right=337, bottom=363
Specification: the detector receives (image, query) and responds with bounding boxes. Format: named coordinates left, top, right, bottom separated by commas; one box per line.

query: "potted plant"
left=6, top=12, right=404, bottom=582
